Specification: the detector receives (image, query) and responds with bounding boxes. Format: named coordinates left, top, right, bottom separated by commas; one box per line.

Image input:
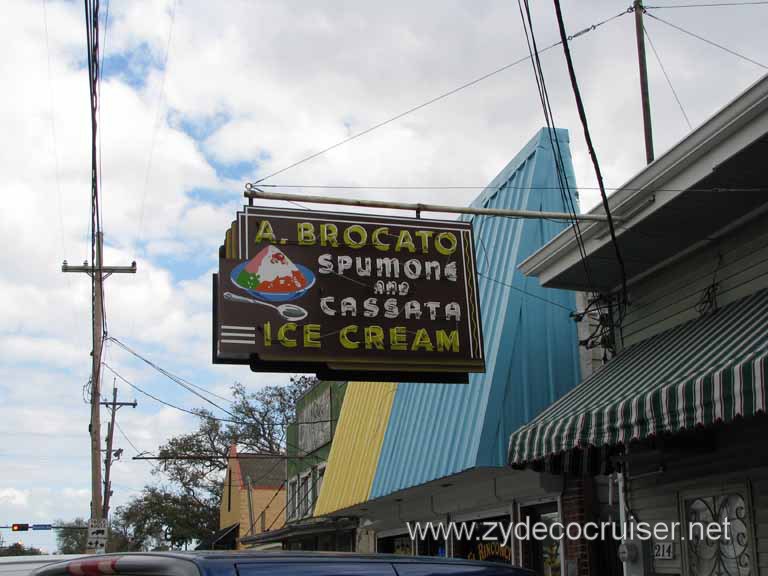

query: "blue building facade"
left=370, top=127, right=582, bottom=498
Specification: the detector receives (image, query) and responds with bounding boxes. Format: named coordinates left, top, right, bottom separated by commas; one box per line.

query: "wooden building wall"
left=624, top=416, right=768, bottom=575
left=618, top=209, right=768, bottom=350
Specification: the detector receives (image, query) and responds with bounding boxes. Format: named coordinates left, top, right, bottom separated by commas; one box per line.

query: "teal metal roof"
left=370, top=128, right=582, bottom=498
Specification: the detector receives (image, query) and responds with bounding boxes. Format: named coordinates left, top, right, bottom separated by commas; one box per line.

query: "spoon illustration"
left=224, top=291, right=309, bottom=321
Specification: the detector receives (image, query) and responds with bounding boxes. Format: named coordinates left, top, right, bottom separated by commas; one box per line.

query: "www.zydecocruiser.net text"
left=406, top=519, right=731, bottom=544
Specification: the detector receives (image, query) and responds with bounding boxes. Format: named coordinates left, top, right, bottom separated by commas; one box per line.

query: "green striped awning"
left=508, top=289, right=768, bottom=466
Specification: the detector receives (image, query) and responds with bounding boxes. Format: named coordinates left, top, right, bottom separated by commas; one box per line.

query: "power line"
left=645, top=12, right=768, bottom=69
left=114, top=420, right=143, bottom=456
left=646, top=1, right=768, bottom=8
left=252, top=8, right=628, bottom=185
left=517, top=0, right=605, bottom=322
left=478, top=272, right=574, bottom=312
left=108, top=337, right=237, bottom=415
left=136, top=0, right=177, bottom=251
left=97, top=0, right=110, bottom=236
left=643, top=24, right=693, bottom=130
left=100, top=361, right=337, bottom=428
left=103, top=362, right=205, bottom=419
left=41, top=0, right=66, bottom=262
left=109, top=337, right=232, bottom=404
left=553, top=0, right=629, bottom=317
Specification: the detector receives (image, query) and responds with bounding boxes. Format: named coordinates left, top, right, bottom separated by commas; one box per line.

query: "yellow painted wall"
left=220, top=465, right=287, bottom=549
left=314, top=382, right=397, bottom=516
left=238, top=487, right=286, bottom=540
left=219, top=468, right=241, bottom=530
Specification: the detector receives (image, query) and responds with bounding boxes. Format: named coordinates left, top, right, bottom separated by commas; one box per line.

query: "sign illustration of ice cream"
left=214, top=205, right=484, bottom=382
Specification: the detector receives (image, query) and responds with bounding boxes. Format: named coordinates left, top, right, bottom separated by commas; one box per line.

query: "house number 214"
left=653, top=541, right=674, bottom=559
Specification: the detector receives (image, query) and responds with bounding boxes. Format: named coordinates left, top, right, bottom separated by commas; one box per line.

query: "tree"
left=55, top=518, right=88, bottom=554
left=111, top=376, right=316, bottom=550
left=0, top=543, right=43, bottom=556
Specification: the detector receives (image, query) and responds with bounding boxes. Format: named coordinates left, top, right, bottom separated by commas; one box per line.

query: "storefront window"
left=417, top=530, right=447, bottom=557
left=452, top=514, right=512, bottom=564
left=519, top=502, right=561, bottom=576
left=378, top=533, right=414, bottom=555
left=299, top=474, right=309, bottom=517
left=287, top=478, right=298, bottom=521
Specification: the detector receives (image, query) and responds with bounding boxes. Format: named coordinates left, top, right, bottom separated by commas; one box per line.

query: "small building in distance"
left=214, top=445, right=286, bottom=550
left=242, top=380, right=349, bottom=551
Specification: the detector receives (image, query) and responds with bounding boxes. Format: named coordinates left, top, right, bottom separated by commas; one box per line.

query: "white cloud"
left=0, top=488, right=30, bottom=507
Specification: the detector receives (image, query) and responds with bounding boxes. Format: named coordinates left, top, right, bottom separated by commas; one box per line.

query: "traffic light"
left=11, top=523, right=29, bottom=532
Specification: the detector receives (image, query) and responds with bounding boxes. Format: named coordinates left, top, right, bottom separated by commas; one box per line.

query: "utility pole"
left=634, top=0, right=654, bottom=164
left=101, top=382, right=137, bottom=520
left=62, top=232, right=136, bottom=552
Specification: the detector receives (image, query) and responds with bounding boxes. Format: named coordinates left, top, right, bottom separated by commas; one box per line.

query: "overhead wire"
left=643, top=24, right=693, bottom=130
left=97, top=0, right=110, bottom=237
left=42, top=0, right=67, bottom=264
left=553, top=0, right=629, bottom=323
left=108, top=336, right=238, bottom=416
left=517, top=0, right=607, bottom=325
left=645, top=1, right=768, bottom=8
left=252, top=8, right=629, bottom=185
left=115, top=420, right=144, bottom=456
left=100, top=359, right=337, bottom=460
left=137, top=0, right=178, bottom=247
left=102, top=355, right=335, bottom=427
left=644, top=11, right=768, bottom=69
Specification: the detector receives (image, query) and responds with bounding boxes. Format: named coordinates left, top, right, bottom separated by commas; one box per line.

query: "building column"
left=561, top=475, right=595, bottom=576
left=356, top=527, right=376, bottom=553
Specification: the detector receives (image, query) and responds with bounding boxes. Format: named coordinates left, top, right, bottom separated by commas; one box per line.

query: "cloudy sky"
left=1, top=0, right=766, bottom=553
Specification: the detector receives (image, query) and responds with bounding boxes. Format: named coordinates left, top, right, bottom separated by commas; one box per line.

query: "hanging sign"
left=213, top=205, right=484, bottom=382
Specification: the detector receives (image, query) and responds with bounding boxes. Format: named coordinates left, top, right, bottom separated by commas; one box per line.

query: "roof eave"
left=519, top=72, right=768, bottom=288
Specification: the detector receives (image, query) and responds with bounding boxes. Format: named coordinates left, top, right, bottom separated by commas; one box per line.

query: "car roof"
left=131, top=550, right=521, bottom=566
left=32, top=551, right=532, bottom=573
left=0, top=556, right=87, bottom=576
left=0, top=556, right=86, bottom=565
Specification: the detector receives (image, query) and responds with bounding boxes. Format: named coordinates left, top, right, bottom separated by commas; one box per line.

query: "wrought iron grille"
left=684, top=492, right=752, bottom=576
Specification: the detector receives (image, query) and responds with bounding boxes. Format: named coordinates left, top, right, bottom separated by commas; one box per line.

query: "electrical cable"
left=42, top=0, right=67, bottom=265
left=108, top=336, right=233, bottom=404
left=478, top=272, right=574, bottom=312
left=646, top=1, right=768, bottom=8
left=102, top=358, right=335, bottom=427
left=115, top=420, right=144, bottom=456
left=645, top=11, right=768, bottom=69
left=517, top=0, right=607, bottom=326
left=553, top=0, right=630, bottom=322
left=137, top=0, right=177, bottom=246
left=103, top=362, right=205, bottom=419
left=97, top=0, right=110, bottom=238
left=643, top=24, right=693, bottom=130
left=252, top=8, right=628, bottom=185
left=108, top=337, right=238, bottom=418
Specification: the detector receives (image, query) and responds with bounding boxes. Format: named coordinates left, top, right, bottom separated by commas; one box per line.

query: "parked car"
left=33, top=552, right=534, bottom=576
left=0, top=556, right=85, bottom=576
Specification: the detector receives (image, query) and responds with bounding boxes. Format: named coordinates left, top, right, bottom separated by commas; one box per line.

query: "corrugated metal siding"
left=313, top=382, right=397, bottom=516
left=370, top=128, right=582, bottom=498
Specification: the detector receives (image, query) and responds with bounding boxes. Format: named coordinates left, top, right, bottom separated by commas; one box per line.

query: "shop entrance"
left=519, top=502, right=561, bottom=576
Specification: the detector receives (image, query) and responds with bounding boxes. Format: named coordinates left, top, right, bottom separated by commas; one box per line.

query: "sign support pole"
left=244, top=186, right=615, bottom=223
